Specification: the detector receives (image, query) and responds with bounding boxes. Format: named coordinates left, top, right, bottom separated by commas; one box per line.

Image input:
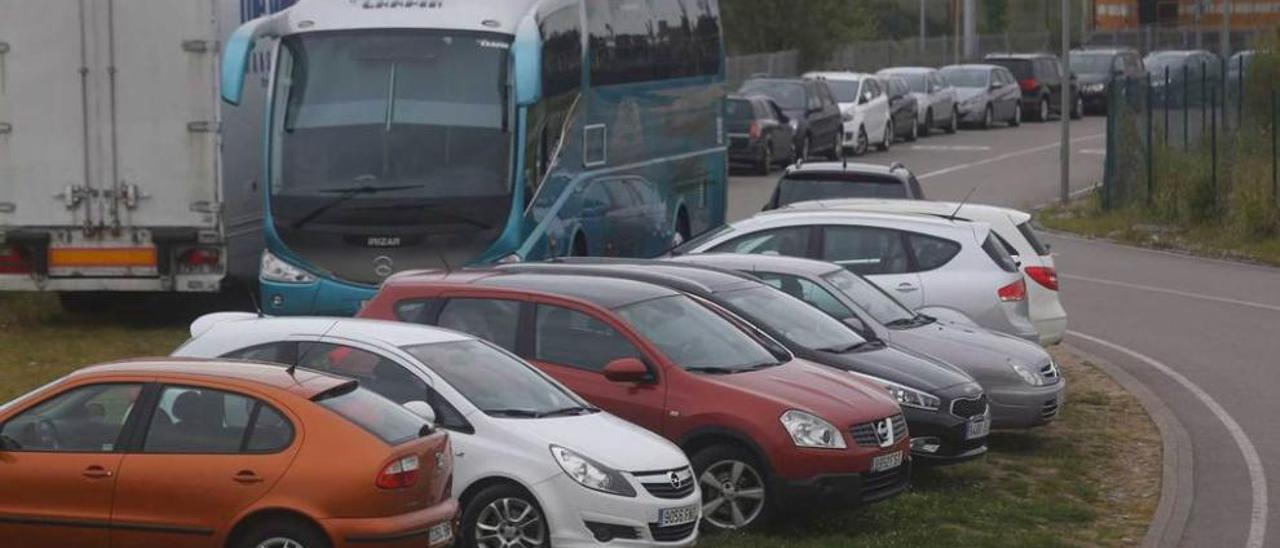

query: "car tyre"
left=1037, top=97, right=1050, bottom=122
left=1071, top=93, right=1084, bottom=120
left=693, top=445, right=772, bottom=533
left=1009, top=102, right=1022, bottom=127
left=853, top=126, right=869, bottom=156
left=981, top=105, right=993, bottom=130
left=920, top=109, right=932, bottom=137
left=945, top=106, right=959, bottom=133
left=906, top=117, right=918, bottom=141
left=237, top=517, right=331, bottom=548
left=463, top=484, right=550, bottom=548
left=800, top=135, right=812, bottom=161
left=755, top=144, right=772, bottom=175
left=826, top=131, right=842, bottom=160
left=878, top=121, right=892, bottom=151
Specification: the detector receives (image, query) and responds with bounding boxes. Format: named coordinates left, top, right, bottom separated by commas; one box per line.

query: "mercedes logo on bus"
left=373, top=256, right=395, bottom=278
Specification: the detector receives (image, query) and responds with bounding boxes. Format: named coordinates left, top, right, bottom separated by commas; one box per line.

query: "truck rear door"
left=0, top=0, right=93, bottom=228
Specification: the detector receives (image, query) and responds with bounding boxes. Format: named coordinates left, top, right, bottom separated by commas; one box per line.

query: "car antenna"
left=947, top=183, right=983, bottom=221
left=287, top=319, right=339, bottom=378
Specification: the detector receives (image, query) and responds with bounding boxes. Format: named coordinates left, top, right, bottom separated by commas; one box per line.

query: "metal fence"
left=1103, top=54, right=1279, bottom=234
left=1084, top=26, right=1268, bottom=56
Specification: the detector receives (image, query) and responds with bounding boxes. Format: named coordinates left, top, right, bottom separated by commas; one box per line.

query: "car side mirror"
left=403, top=400, right=437, bottom=426
left=603, top=358, right=651, bottom=384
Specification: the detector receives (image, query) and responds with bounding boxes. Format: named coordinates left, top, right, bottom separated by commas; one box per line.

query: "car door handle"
left=82, top=465, right=113, bottom=479
left=895, top=283, right=919, bottom=293
left=233, top=470, right=264, bottom=484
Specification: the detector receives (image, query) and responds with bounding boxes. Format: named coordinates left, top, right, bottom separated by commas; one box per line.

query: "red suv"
left=361, top=270, right=910, bottom=532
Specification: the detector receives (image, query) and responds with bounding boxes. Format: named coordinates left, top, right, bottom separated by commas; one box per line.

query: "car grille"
left=1041, top=361, right=1062, bottom=384
left=633, top=466, right=696, bottom=500
left=950, top=395, right=989, bottom=419
left=861, top=462, right=910, bottom=502
left=648, top=521, right=698, bottom=542
left=1041, top=398, right=1061, bottom=420
left=729, top=136, right=750, bottom=150
left=850, top=414, right=907, bottom=447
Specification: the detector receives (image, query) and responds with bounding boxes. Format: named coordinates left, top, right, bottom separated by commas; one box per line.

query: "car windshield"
left=615, top=295, right=779, bottom=371
left=822, top=269, right=916, bottom=325
left=739, top=80, right=805, bottom=110
left=1144, top=52, right=1188, bottom=72
left=1070, top=52, right=1115, bottom=73
left=717, top=286, right=866, bottom=351
left=778, top=177, right=908, bottom=205
left=823, top=79, right=861, bottom=103
left=889, top=72, right=928, bottom=92
left=403, top=340, right=588, bottom=417
left=941, top=68, right=988, bottom=88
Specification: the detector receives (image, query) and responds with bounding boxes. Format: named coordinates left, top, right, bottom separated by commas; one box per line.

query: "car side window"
left=0, top=383, right=143, bottom=452
left=905, top=232, right=962, bottom=271
left=754, top=272, right=855, bottom=320
left=143, top=386, right=293, bottom=454
left=806, top=84, right=822, bottom=111
left=298, top=343, right=429, bottom=406
left=821, top=225, right=911, bottom=275
left=438, top=298, right=522, bottom=353
left=710, top=226, right=811, bottom=258
left=534, top=305, right=643, bottom=372
left=222, top=342, right=298, bottom=364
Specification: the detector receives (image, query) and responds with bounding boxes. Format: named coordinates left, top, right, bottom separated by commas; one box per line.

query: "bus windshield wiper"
left=290, top=180, right=425, bottom=229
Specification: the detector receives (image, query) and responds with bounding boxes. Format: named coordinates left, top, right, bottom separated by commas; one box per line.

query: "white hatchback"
left=783, top=198, right=1067, bottom=345
left=804, top=71, right=892, bottom=155
left=174, top=314, right=701, bottom=548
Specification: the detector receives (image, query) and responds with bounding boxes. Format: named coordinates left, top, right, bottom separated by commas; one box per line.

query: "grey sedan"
left=672, top=253, right=1065, bottom=429
left=940, top=64, right=1022, bottom=129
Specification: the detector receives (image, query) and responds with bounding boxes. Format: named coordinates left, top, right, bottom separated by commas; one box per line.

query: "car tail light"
left=1018, top=78, right=1039, bottom=92
left=179, top=248, right=220, bottom=267
left=376, top=455, right=421, bottom=489
left=0, top=245, right=31, bottom=274
left=1025, top=266, right=1059, bottom=291
left=748, top=121, right=762, bottom=140
left=998, top=279, right=1027, bottom=302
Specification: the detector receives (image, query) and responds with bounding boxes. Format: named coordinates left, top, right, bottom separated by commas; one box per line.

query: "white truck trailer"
left=0, top=0, right=292, bottom=306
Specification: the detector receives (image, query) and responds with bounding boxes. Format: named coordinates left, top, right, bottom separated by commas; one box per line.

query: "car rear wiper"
left=291, top=180, right=426, bottom=229
left=484, top=409, right=543, bottom=418
left=536, top=406, right=599, bottom=418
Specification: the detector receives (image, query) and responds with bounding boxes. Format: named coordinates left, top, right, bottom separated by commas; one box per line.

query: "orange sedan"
left=0, top=358, right=458, bottom=548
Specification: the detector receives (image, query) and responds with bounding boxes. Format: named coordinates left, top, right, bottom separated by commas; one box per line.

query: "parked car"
left=984, top=53, right=1082, bottom=121
left=881, top=76, right=920, bottom=142
left=940, top=64, right=1022, bottom=129
left=174, top=315, right=701, bottom=547
left=1068, top=47, right=1145, bottom=114
left=0, top=358, right=457, bottom=548
left=803, top=71, right=892, bottom=155
left=783, top=198, right=1068, bottom=345
left=739, top=78, right=844, bottom=160
left=876, top=66, right=959, bottom=135
left=362, top=270, right=911, bottom=532
left=727, top=94, right=797, bottom=175
left=672, top=253, right=1065, bottom=429
left=1144, top=49, right=1222, bottom=106
left=674, top=209, right=1039, bottom=341
left=499, top=259, right=991, bottom=463
left=762, top=161, right=925, bottom=210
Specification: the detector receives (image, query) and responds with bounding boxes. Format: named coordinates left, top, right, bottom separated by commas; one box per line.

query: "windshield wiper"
left=536, top=406, right=599, bottom=418
left=884, top=318, right=917, bottom=329
left=819, top=341, right=874, bottom=354
left=684, top=366, right=740, bottom=375
left=484, top=409, right=543, bottom=418
left=290, top=179, right=426, bottom=229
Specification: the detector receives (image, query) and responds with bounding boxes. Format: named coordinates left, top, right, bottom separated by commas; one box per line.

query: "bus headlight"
left=260, top=250, right=316, bottom=284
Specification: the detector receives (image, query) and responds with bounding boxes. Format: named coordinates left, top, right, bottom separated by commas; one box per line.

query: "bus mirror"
left=221, top=17, right=280, bottom=106
left=513, top=11, right=542, bottom=106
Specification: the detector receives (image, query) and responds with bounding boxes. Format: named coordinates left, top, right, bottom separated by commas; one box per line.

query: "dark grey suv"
left=763, top=161, right=924, bottom=210
left=985, top=53, right=1082, bottom=121
left=1069, top=47, right=1145, bottom=114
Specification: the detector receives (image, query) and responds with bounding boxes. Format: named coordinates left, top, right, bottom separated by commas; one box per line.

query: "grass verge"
left=1038, top=189, right=1280, bottom=267
left=0, top=295, right=1160, bottom=547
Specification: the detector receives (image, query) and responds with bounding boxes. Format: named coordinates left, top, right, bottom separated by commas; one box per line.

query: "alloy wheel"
left=881, top=122, right=893, bottom=151
left=700, top=460, right=766, bottom=530
left=475, top=498, right=545, bottom=548
left=855, top=127, right=868, bottom=155
left=1039, top=98, right=1049, bottom=121
left=255, top=539, right=304, bottom=548
left=983, top=106, right=993, bottom=129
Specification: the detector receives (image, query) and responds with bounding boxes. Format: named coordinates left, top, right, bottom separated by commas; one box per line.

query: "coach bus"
left=221, top=0, right=727, bottom=315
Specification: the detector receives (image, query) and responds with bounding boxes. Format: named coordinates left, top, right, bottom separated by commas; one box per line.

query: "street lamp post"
left=1060, top=0, right=1071, bottom=204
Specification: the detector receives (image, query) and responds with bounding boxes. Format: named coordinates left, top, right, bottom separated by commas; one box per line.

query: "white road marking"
left=1068, top=331, right=1268, bottom=548
left=1079, top=148, right=1106, bottom=155
left=1063, top=274, right=1280, bottom=313
left=918, top=133, right=1105, bottom=179
left=909, top=144, right=993, bottom=151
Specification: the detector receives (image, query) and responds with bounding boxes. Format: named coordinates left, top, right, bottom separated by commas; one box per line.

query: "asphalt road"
left=726, top=115, right=1276, bottom=548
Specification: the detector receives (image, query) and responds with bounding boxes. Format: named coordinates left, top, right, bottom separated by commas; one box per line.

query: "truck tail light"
left=376, top=455, right=421, bottom=489
left=1024, top=266, right=1059, bottom=291
left=0, top=245, right=31, bottom=274
left=998, top=279, right=1027, bottom=302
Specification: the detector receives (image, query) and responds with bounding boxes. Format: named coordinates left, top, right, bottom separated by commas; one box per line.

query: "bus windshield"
left=270, top=30, right=513, bottom=228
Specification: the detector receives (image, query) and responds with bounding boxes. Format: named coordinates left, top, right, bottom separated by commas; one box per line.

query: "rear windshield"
left=1069, top=52, right=1114, bottom=73
left=315, top=385, right=426, bottom=446
left=739, top=80, right=805, bottom=110
left=982, top=234, right=1020, bottom=273
left=726, top=99, right=754, bottom=123
left=1015, top=222, right=1050, bottom=255
left=778, top=177, right=908, bottom=206
left=892, top=72, right=928, bottom=92
left=989, top=59, right=1033, bottom=79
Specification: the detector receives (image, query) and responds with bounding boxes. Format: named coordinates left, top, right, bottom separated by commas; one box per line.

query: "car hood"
left=955, top=87, right=986, bottom=102
left=698, top=358, right=902, bottom=424
left=887, top=321, right=1052, bottom=387
left=811, top=343, right=975, bottom=392
left=497, top=412, right=689, bottom=472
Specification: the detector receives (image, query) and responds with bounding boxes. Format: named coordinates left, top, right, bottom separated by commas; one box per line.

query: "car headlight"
left=260, top=250, right=316, bottom=284
left=850, top=372, right=942, bottom=411
left=780, top=409, right=847, bottom=449
left=962, top=96, right=984, bottom=108
left=549, top=445, right=636, bottom=497
left=1084, top=83, right=1105, bottom=92
left=1008, top=362, right=1045, bottom=386
left=788, top=118, right=799, bottom=132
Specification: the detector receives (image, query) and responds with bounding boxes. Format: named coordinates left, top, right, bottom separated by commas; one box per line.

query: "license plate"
left=966, top=414, right=991, bottom=440
left=427, top=522, right=452, bottom=546
left=659, top=504, right=699, bottom=527
left=871, top=450, right=904, bottom=473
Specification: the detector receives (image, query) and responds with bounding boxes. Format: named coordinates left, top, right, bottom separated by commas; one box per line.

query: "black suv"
left=739, top=78, right=843, bottom=161
left=985, top=53, right=1081, bottom=121
left=1068, top=47, right=1145, bottom=114
left=726, top=94, right=797, bottom=174
left=763, top=160, right=924, bottom=210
